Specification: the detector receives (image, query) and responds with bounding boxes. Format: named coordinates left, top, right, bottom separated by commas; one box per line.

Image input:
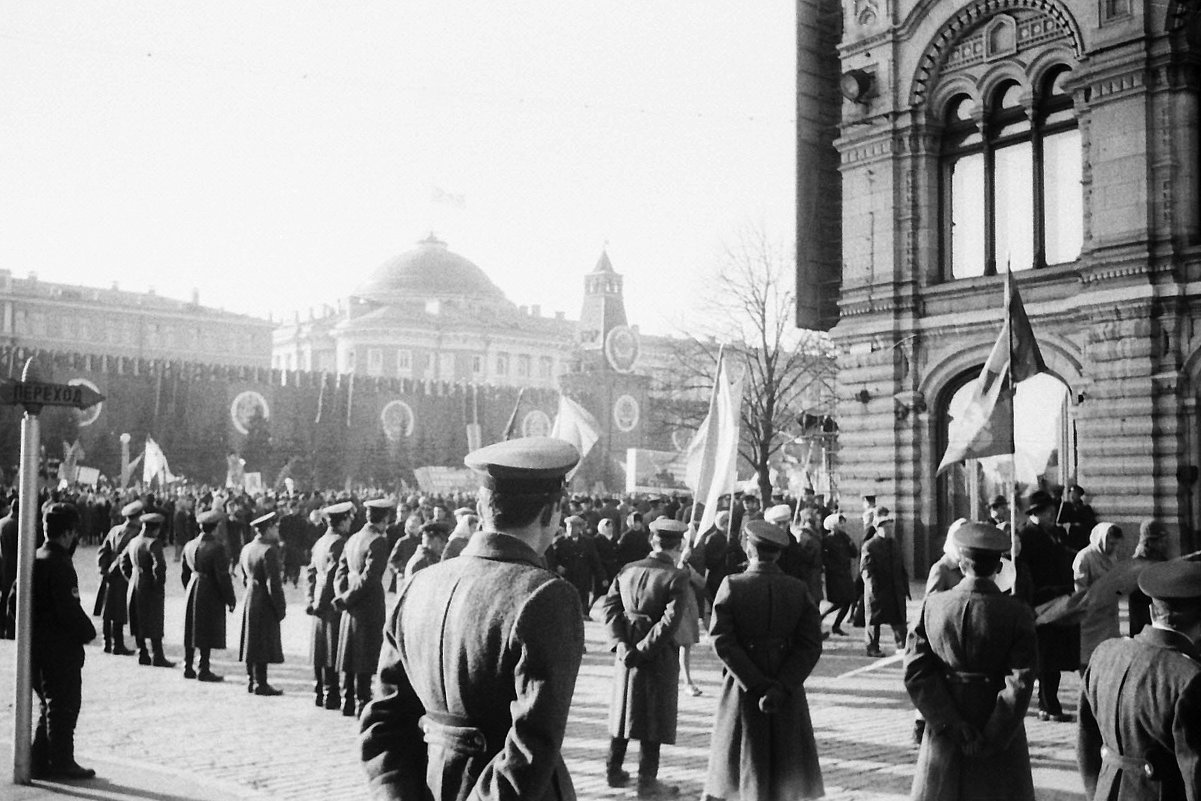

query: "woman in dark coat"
left=821, top=513, right=857, bottom=634
left=238, top=512, right=287, bottom=696
left=181, top=509, right=237, bottom=681
left=119, top=513, right=173, bottom=667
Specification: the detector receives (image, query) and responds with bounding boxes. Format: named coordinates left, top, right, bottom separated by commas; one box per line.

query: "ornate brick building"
left=807, top=0, right=1201, bottom=567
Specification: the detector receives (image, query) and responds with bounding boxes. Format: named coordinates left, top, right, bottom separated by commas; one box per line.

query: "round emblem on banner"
left=230, top=391, right=270, bottom=435
left=381, top=400, right=416, bottom=442
left=671, top=428, right=692, bottom=452
left=604, top=325, right=640, bottom=373
left=612, top=394, right=640, bottom=432
left=69, top=378, right=103, bottom=427
left=522, top=410, right=552, bottom=438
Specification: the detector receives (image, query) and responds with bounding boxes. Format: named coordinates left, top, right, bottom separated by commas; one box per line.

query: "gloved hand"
left=304, top=604, right=316, bottom=616
left=957, top=722, right=983, bottom=756
left=333, top=597, right=347, bottom=611
left=616, top=643, right=640, bottom=668
left=757, top=684, right=787, bottom=715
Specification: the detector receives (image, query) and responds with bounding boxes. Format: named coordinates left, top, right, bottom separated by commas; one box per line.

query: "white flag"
left=550, top=395, right=600, bottom=478
left=684, top=353, right=743, bottom=537
left=142, top=437, right=177, bottom=485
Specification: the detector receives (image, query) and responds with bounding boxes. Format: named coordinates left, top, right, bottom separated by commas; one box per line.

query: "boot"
left=111, top=626, right=134, bottom=656
left=324, top=692, right=341, bottom=711
left=637, top=742, right=676, bottom=798
left=102, top=621, right=112, bottom=653
left=636, top=779, right=679, bottom=799
left=341, top=673, right=356, bottom=716
left=137, top=640, right=152, bottom=666
left=246, top=664, right=256, bottom=694
left=314, top=673, right=325, bottom=707
left=196, top=650, right=222, bottom=681
left=253, top=664, right=282, bottom=696
left=606, top=738, right=630, bottom=787
left=151, top=640, right=175, bottom=668
left=183, top=647, right=196, bottom=679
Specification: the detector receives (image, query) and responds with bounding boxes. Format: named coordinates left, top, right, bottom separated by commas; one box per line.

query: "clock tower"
left=560, top=249, right=650, bottom=491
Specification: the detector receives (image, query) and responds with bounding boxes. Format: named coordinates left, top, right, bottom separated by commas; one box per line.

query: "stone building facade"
left=816, top=0, right=1201, bottom=566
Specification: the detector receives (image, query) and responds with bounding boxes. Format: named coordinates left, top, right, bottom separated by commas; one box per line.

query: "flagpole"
left=1006, top=264, right=1018, bottom=557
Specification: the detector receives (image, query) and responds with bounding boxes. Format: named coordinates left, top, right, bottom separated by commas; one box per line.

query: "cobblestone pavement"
left=1, top=545, right=1087, bottom=800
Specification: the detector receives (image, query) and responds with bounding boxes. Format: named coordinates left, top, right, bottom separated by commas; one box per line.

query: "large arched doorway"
left=937, top=369, right=1075, bottom=540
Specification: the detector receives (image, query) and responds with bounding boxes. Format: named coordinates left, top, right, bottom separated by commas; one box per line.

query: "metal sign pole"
left=12, top=408, right=40, bottom=784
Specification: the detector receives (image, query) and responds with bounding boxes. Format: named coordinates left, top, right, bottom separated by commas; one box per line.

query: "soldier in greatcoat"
left=861, top=509, right=909, bottom=657
left=94, top=500, right=143, bottom=655
left=552, top=514, right=606, bottom=619
left=602, top=517, right=691, bottom=799
left=1078, top=559, right=1201, bottom=801
left=334, top=497, right=392, bottom=717
left=238, top=512, right=287, bottom=696
left=119, top=512, right=174, bottom=667
left=904, top=522, right=1038, bottom=801
left=306, top=500, right=352, bottom=710
left=702, top=520, right=825, bottom=801
left=360, top=437, right=585, bottom=801
left=180, top=509, right=237, bottom=681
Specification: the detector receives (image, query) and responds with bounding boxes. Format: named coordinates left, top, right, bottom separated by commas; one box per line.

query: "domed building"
left=271, top=235, right=576, bottom=388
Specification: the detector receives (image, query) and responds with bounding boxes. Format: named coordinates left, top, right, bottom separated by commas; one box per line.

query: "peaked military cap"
left=196, top=509, right=225, bottom=527
left=464, top=437, right=580, bottom=494
left=952, top=522, right=1010, bottom=552
left=251, top=511, right=277, bottom=529
left=1138, top=559, right=1201, bottom=600
left=763, top=504, right=793, bottom=526
left=453, top=506, right=475, bottom=517
left=323, top=501, right=355, bottom=516
left=121, top=500, right=145, bottom=517
left=364, top=498, right=393, bottom=510
left=140, top=512, right=165, bottom=526
left=745, top=519, right=789, bottom=549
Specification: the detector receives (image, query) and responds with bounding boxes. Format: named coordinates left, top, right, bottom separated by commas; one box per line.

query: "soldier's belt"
left=945, top=670, right=1002, bottom=685
left=1101, top=747, right=1159, bottom=781
left=745, top=638, right=787, bottom=652
left=420, top=712, right=488, bottom=757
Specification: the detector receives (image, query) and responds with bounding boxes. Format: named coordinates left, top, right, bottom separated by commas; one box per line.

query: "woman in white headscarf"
left=1072, top=522, right=1123, bottom=669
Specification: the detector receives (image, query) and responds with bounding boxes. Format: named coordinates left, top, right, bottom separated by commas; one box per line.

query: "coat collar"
left=745, top=561, right=783, bottom=575
left=1138, top=626, right=1201, bottom=660
left=462, top=531, right=546, bottom=569
left=956, top=576, right=1000, bottom=594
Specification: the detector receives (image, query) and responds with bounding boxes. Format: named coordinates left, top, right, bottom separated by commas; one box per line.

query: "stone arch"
left=908, top=0, right=1086, bottom=107
left=919, top=329, right=1084, bottom=404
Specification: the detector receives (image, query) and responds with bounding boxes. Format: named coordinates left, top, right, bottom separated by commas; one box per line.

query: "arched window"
left=942, top=67, right=1082, bottom=279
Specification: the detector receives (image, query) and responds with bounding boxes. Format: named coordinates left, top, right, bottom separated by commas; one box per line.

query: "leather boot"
left=151, top=640, right=175, bottom=668
left=111, top=626, right=134, bottom=656
left=137, top=640, right=152, bottom=665
left=253, top=664, right=282, bottom=696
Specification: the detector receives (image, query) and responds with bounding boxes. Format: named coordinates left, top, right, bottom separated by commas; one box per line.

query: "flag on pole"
left=937, top=270, right=1045, bottom=474
left=142, top=437, right=177, bottom=485
left=501, top=387, right=526, bottom=441
left=550, top=394, right=600, bottom=478
left=684, top=351, right=744, bottom=537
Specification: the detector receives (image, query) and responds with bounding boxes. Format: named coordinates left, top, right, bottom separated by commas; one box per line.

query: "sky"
left=0, top=2, right=797, bottom=336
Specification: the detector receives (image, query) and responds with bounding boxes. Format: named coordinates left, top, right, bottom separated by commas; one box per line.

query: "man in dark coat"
left=602, top=517, right=691, bottom=799
left=904, top=523, right=1038, bottom=801
left=552, top=514, right=605, bottom=619
left=1018, top=489, right=1079, bottom=721
left=618, top=512, right=652, bottom=568
left=94, top=500, right=143, bottom=655
left=119, top=512, right=174, bottom=667
left=386, top=512, right=422, bottom=590
left=277, top=500, right=307, bottom=586
left=306, top=500, right=351, bottom=710
left=361, top=437, right=585, bottom=801
left=861, top=509, right=909, bottom=657
left=31, top=503, right=97, bottom=780
left=703, top=520, right=824, bottom=801
left=1077, top=559, right=1201, bottom=801
left=181, top=509, right=237, bottom=681
left=238, top=512, right=287, bottom=696
left=594, top=517, right=624, bottom=594
left=821, top=513, right=857, bottom=635
left=334, top=497, right=391, bottom=717
left=0, top=497, right=17, bottom=639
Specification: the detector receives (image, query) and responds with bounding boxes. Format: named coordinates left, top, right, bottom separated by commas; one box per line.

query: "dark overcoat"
left=1018, top=521, right=1080, bottom=670
left=95, top=522, right=139, bottom=621
left=305, top=529, right=345, bottom=668
left=703, top=562, right=825, bottom=801
left=334, top=525, right=389, bottom=673
left=550, top=534, right=604, bottom=607
left=1078, top=628, right=1201, bottom=801
left=181, top=533, right=236, bottom=650
left=32, top=540, right=96, bottom=669
left=120, top=533, right=167, bottom=639
left=238, top=538, right=286, bottom=664
left=862, top=535, right=908, bottom=626
left=360, top=532, right=584, bottom=801
left=904, top=577, right=1038, bottom=801
left=601, top=551, right=689, bottom=743
left=821, top=529, right=857, bottom=606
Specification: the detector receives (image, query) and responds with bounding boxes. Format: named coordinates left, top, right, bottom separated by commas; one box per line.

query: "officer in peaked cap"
left=703, top=516, right=824, bottom=801
left=239, top=511, right=287, bottom=696
left=95, top=500, right=145, bottom=655
left=181, top=508, right=236, bottom=682
left=1079, top=560, right=1201, bottom=800
left=763, top=504, right=793, bottom=528
left=306, top=500, right=354, bottom=710
left=361, top=437, right=585, bottom=800
left=904, top=522, right=1039, bottom=801
left=601, top=514, right=691, bottom=797
left=119, top=512, right=174, bottom=668
left=335, top=498, right=393, bottom=716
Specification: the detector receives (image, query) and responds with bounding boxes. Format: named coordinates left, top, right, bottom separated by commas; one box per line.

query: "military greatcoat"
left=703, top=562, right=825, bottom=801
left=1078, top=628, right=1201, bottom=801
left=601, top=551, right=689, bottom=744
left=904, top=576, right=1038, bottom=801
left=238, top=537, right=286, bottom=664
left=305, top=528, right=345, bottom=669
left=862, top=535, right=908, bottom=626
left=95, top=522, right=139, bottom=622
left=361, top=532, right=585, bottom=801
left=181, top=532, right=237, bottom=650
left=120, top=532, right=167, bottom=640
left=334, top=524, right=389, bottom=673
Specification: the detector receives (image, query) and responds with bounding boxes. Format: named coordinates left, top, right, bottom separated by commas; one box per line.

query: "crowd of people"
left=5, top=455, right=1201, bottom=800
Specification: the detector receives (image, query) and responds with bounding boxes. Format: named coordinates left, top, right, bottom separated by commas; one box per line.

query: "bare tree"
left=655, top=226, right=837, bottom=500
